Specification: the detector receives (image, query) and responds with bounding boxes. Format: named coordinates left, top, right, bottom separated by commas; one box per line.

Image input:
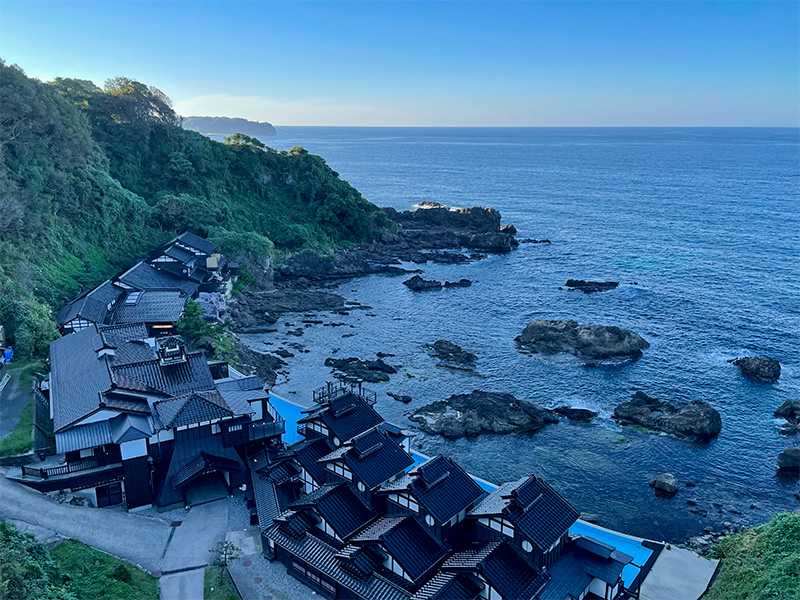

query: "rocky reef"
left=777, top=448, right=800, bottom=472
left=408, top=390, right=559, bottom=439
left=425, top=340, right=477, bottom=371
left=729, top=356, right=781, bottom=382
left=613, top=391, right=722, bottom=442
left=775, top=400, right=800, bottom=435
left=403, top=275, right=443, bottom=291
left=324, top=356, right=398, bottom=383
left=565, top=279, right=619, bottom=293
left=515, top=319, right=649, bottom=363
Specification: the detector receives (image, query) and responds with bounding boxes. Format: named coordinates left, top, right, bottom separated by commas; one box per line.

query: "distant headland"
left=182, top=115, right=277, bottom=136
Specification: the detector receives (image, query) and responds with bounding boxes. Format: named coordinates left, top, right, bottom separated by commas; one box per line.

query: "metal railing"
left=248, top=419, right=286, bottom=441
left=312, top=380, right=377, bottom=406
left=21, top=456, right=103, bottom=479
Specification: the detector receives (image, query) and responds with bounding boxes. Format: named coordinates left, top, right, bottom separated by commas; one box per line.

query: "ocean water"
left=244, top=127, right=799, bottom=542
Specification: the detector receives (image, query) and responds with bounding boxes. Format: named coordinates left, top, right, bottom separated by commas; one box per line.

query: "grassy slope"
left=203, top=568, right=239, bottom=600
left=50, top=541, right=158, bottom=600
left=705, top=512, right=800, bottom=600
left=0, top=61, right=385, bottom=358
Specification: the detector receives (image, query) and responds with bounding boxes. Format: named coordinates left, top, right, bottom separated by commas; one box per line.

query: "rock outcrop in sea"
left=649, top=472, right=680, bottom=496
left=729, top=356, right=781, bottom=382
left=515, top=319, right=649, bottom=363
left=403, top=275, right=443, bottom=291
left=777, top=448, right=800, bottom=472
left=408, top=390, right=559, bottom=439
left=554, top=406, right=598, bottom=422
left=324, top=356, right=398, bottom=383
left=613, top=391, right=722, bottom=442
left=425, top=340, right=477, bottom=371
left=565, top=279, right=619, bottom=293
left=775, top=400, right=800, bottom=435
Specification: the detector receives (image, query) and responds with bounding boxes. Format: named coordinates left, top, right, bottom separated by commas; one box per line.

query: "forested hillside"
left=0, top=60, right=384, bottom=357
left=182, top=116, right=277, bottom=137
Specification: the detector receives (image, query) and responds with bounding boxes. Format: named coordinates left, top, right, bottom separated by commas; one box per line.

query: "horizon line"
left=265, top=124, right=800, bottom=130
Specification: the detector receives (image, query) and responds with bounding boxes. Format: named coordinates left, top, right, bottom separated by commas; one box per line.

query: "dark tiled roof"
left=111, top=352, right=215, bottom=396
left=164, top=244, right=196, bottom=264
left=537, top=542, right=632, bottom=600
left=411, top=572, right=483, bottom=600
left=384, top=455, right=484, bottom=524
left=117, top=261, right=199, bottom=296
left=266, top=525, right=411, bottom=600
left=299, top=392, right=384, bottom=443
left=56, top=280, right=124, bottom=326
left=288, top=437, right=334, bottom=484
left=215, top=375, right=263, bottom=392
left=177, top=231, right=217, bottom=254
left=322, top=428, right=414, bottom=489
left=153, top=390, right=233, bottom=428
left=114, top=290, right=187, bottom=324
left=352, top=516, right=448, bottom=581
left=443, top=542, right=548, bottom=600
left=109, top=413, right=153, bottom=443
left=290, top=484, right=377, bottom=539
left=504, top=477, right=581, bottom=552
left=50, top=326, right=113, bottom=431
left=170, top=451, right=243, bottom=488
left=98, top=323, right=156, bottom=365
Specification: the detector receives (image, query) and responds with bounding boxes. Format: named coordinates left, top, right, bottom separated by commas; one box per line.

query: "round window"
left=425, top=514, right=435, bottom=526
left=522, top=540, right=533, bottom=553
left=357, top=481, right=366, bottom=492
left=333, top=437, right=340, bottom=447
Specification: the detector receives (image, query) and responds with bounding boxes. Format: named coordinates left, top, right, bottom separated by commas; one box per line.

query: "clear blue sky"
left=1, top=1, right=797, bottom=126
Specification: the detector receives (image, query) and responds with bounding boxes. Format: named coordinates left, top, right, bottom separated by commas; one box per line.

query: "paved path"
left=0, top=370, right=31, bottom=439
left=0, top=472, right=230, bottom=600
left=640, top=545, right=719, bottom=600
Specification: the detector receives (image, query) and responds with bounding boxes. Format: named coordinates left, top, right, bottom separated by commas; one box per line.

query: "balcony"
left=313, top=380, right=377, bottom=406
left=249, top=418, right=285, bottom=442
left=14, top=456, right=124, bottom=493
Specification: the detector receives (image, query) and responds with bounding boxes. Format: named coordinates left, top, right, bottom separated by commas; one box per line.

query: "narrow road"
left=0, top=472, right=230, bottom=599
left=0, top=370, right=31, bottom=439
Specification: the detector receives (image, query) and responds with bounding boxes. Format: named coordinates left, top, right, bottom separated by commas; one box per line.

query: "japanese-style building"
left=56, top=231, right=235, bottom=336
left=250, top=381, right=636, bottom=600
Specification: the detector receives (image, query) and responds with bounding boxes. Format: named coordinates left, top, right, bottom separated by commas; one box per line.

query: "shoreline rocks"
left=565, top=279, right=619, bottom=293
left=425, top=340, right=477, bottom=371
left=613, top=391, right=722, bottom=442
left=444, top=279, right=472, bottom=288
left=408, top=390, right=559, bottom=439
left=403, top=275, right=443, bottom=291
left=777, top=448, right=800, bottom=472
left=515, top=319, right=650, bottom=363
left=729, top=356, right=781, bottom=382
left=324, top=356, right=398, bottom=383
left=387, top=392, right=412, bottom=404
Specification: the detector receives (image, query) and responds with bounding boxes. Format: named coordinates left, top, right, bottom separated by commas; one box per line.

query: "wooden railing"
left=21, top=456, right=101, bottom=479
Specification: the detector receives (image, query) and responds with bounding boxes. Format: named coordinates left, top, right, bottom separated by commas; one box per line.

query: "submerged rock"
left=425, top=340, right=477, bottom=371
left=515, top=319, right=649, bottom=363
left=649, top=473, right=679, bottom=496
left=408, top=390, right=559, bottom=439
left=554, top=406, right=598, bottom=422
left=729, top=356, right=781, bottom=382
left=444, top=279, right=473, bottom=288
left=324, top=356, right=398, bottom=383
left=387, top=392, right=412, bottom=404
left=565, top=279, right=619, bottom=293
left=519, top=238, right=551, bottom=244
left=613, top=391, right=722, bottom=442
left=403, top=275, right=443, bottom=291
left=777, top=448, right=800, bottom=472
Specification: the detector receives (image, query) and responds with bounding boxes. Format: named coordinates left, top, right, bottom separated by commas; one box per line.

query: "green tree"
left=223, top=132, right=265, bottom=149
left=208, top=541, right=241, bottom=584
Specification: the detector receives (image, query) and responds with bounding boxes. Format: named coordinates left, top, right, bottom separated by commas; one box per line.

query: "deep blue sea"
left=243, top=127, right=799, bottom=542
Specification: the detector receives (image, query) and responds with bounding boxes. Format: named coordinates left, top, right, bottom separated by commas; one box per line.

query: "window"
left=480, top=517, right=514, bottom=538
left=211, top=423, right=221, bottom=434
left=425, top=514, right=435, bottom=527
left=125, top=291, right=142, bottom=305
left=307, top=421, right=329, bottom=435
left=320, top=579, right=335, bottom=594
left=389, top=493, right=419, bottom=513
left=357, top=481, right=366, bottom=492
left=228, top=424, right=243, bottom=432
left=326, top=461, right=353, bottom=480
left=522, top=540, right=533, bottom=553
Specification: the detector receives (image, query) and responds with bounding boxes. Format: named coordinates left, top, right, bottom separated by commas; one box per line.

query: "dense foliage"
left=0, top=60, right=383, bottom=358
left=706, top=512, right=800, bottom=600
left=0, top=522, right=75, bottom=600
left=50, top=540, right=157, bottom=600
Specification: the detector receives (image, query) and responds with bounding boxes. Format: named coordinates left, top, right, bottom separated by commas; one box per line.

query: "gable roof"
left=442, top=542, right=548, bottom=600
left=351, top=516, right=448, bottom=581
left=153, top=390, right=234, bottom=428
left=469, top=476, right=580, bottom=553
left=287, top=437, right=334, bottom=484
left=290, top=483, right=377, bottom=540
left=320, top=428, right=414, bottom=489
left=56, top=280, right=125, bottom=327
left=299, top=392, right=384, bottom=443
left=177, top=231, right=217, bottom=255
left=117, top=261, right=200, bottom=296
left=411, top=572, right=483, bottom=600
left=537, top=541, right=632, bottom=600
left=111, top=351, right=215, bottom=397
left=113, top=290, right=187, bottom=324
left=380, top=455, right=484, bottom=524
